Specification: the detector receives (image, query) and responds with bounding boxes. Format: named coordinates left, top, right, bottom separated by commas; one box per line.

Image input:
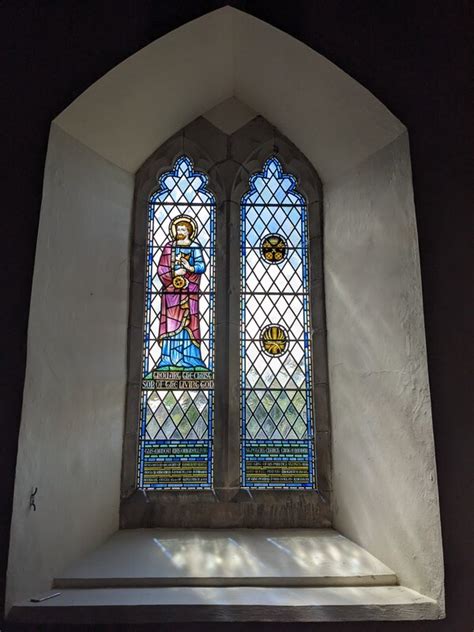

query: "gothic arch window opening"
left=138, top=155, right=216, bottom=489
left=240, top=157, right=316, bottom=489
left=123, top=116, right=329, bottom=528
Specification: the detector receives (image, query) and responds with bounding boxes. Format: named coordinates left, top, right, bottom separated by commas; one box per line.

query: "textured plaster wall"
left=325, top=132, right=444, bottom=610
left=231, top=9, right=404, bottom=184
left=55, top=7, right=404, bottom=182
left=55, top=8, right=234, bottom=176
left=6, top=124, right=133, bottom=609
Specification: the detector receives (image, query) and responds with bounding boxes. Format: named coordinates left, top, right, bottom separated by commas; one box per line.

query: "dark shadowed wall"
left=1, top=1, right=472, bottom=630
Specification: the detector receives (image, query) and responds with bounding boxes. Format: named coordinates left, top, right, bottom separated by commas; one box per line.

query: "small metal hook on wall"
left=29, top=487, right=38, bottom=511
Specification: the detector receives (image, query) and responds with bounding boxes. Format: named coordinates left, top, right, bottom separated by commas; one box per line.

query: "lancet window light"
left=138, top=156, right=215, bottom=489
left=136, top=154, right=316, bottom=490
left=240, top=157, right=315, bottom=488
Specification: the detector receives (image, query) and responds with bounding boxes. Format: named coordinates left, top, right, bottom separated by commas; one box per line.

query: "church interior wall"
left=5, top=7, right=445, bottom=619
left=5, top=124, right=134, bottom=610
left=325, top=132, right=443, bottom=606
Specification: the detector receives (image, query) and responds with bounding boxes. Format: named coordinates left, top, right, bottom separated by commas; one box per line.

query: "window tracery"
left=122, top=116, right=330, bottom=528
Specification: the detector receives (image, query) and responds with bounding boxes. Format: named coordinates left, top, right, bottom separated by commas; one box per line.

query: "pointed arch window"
left=123, top=116, right=330, bottom=527
left=240, top=157, right=315, bottom=488
left=138, top=156, right=216, bottom=489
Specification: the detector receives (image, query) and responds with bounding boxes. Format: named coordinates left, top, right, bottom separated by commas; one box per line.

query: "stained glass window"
left=138, top=156, right=215, bottom=489
left=240, top=157, right=315, bottom=488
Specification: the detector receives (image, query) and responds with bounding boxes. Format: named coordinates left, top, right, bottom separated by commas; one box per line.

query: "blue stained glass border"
left=240, top=157, right=315, bottom=489
left=137, top=155, right=216, bottom=490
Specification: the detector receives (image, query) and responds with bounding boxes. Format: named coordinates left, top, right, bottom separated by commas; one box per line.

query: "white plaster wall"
left=231, top=10, right=404, bottom=184
left=55, top=7, right=404, bottom=182
left=6, top=124, right=133, bottom=610
left=325, top=132, right=444, bottom=611
left=55, top=8, right=234, bottom=175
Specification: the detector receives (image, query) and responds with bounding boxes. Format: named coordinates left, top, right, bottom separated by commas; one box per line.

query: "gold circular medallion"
left=261, top=234, right=287, bottom=264
left=261, top=325, right=288, bottom=356
left=172, top=275, right=187, bottom=289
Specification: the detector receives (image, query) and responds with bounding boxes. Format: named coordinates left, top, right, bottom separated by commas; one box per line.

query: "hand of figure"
left=174, top=267, right=187, bottom=276
left=180, top=258, right=193, bottom=272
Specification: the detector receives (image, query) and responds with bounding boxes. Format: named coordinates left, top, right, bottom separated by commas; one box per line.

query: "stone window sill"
left=9, top=529, right=441, bottom=624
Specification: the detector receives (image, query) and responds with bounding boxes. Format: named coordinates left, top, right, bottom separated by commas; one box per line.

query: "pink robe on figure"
left=157, top=242, right=202, bottom=347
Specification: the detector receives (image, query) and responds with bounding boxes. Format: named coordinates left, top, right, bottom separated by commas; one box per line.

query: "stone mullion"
left=226, top=198, right=243, bottom=493
left=214, top=157, right=242, bottom=497
left=213, top=196, right=230, bottom=494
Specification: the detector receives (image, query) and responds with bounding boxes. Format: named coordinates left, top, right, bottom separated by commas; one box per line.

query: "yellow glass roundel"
left=261, top=324, right=288, bottom=356
left=261, top=234, right=287, bottom=263
left=172, top=275, right=188, bottom=289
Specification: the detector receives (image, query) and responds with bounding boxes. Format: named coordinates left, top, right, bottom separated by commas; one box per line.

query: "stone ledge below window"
left=8, top=529, right=442, bottom=624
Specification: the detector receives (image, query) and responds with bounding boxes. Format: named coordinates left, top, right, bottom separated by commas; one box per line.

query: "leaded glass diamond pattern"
left=244, top=249, right=304, bottom=294
left=241, top=157, right=315, bottom=489
left=138, top=156, right=215, bottom=489
left=145, top=390, right=210, bottom=440
left=245, top=204, right=304, bottom=248
left=143, top=158, right=215, bottom=377
left=245, top=340, right=306, bottom=389
left=245, top=390, right=308, bottom=440
left=244, top=294, right=307, bottom=341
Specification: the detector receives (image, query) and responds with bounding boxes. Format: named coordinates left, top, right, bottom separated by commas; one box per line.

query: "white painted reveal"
left=6, top=126, right=134, bottom=611
left=325, top=133, right=444, bottom=606
left=54, top=7, right=404, bottom=182
left=7, top=5, right=444, bottom=620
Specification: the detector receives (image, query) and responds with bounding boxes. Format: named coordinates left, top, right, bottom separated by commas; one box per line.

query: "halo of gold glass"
left=169, top=214, right=198, bottom=241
